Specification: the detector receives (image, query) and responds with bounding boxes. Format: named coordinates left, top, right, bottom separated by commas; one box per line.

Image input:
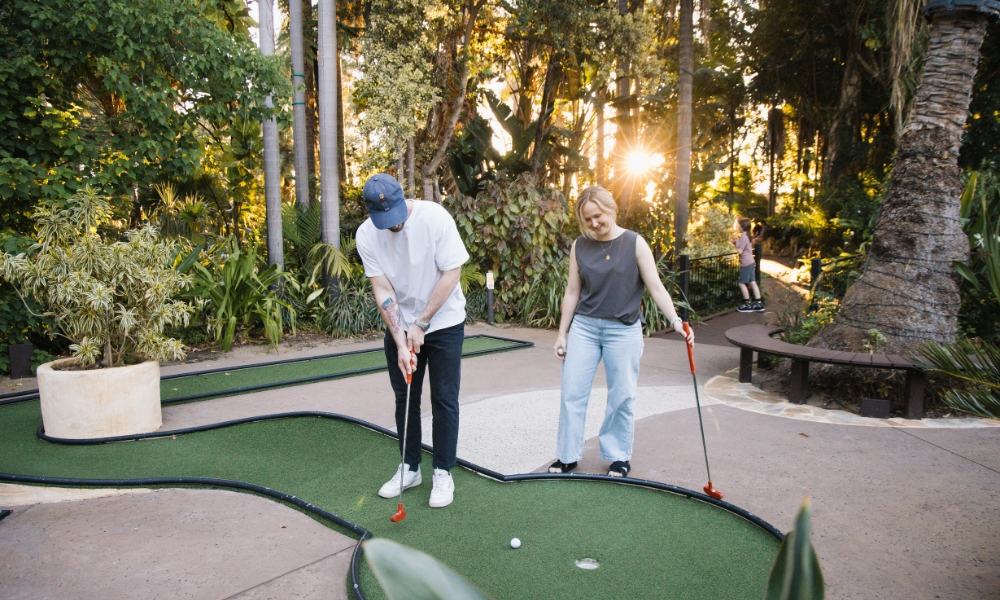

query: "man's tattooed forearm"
left=381, top=297, right=404, bottom=333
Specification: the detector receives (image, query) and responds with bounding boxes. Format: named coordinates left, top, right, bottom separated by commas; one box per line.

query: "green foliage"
left=320, top=268, right=383, bottom=338
left=523, top=266, right=569, bottom=329
left=955, top=172, right=1000, bottom=340
left=765, top=498, right=825, bottom=600
left=687, top=202, right=737, bottom=258
left=0, top=187, right=192, bottom=368
left=182, top=237, right=292, bottom=352
left=862, top=328, right=887, bottom=354
left=0, top=232, right=57, bottom=350
left=0, top=0, right=289, bottom=235
left=917, top=340, right=1000, bottom=419
left=364, top=538, right=491, bottom=600
left=779, top=296, right=840, bottom=346
left=444, top=173, right=575, bottom=321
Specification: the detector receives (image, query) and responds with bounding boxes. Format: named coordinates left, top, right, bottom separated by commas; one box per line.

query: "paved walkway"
left=3, top=318, right=1000, bottom=599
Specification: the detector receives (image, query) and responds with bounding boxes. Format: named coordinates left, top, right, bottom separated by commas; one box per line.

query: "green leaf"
left=765, top=498, right=825, bottom=600
left=364, top=538, right=491, bottom=600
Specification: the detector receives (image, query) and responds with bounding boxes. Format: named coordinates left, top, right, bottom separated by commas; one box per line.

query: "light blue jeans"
left=556, top=314, right=644, bottom=464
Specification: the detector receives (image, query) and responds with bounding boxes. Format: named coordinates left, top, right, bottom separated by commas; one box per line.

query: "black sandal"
left=607, top=461, right=631, bottom=477
left=548, top=460, right=578, bottom=474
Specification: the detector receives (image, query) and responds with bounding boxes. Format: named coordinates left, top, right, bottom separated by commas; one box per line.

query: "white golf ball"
left=510, top=537, right=521, bottom=549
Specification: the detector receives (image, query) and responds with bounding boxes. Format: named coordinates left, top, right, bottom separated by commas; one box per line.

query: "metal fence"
left=675, top=246, right=761, bottom=318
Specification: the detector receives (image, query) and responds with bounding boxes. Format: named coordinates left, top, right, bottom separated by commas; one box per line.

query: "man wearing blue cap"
left=356, top=173, right=469, bottom=509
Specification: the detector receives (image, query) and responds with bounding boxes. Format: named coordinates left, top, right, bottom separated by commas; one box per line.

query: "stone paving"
left=706, top=368, right=1000, bottom=429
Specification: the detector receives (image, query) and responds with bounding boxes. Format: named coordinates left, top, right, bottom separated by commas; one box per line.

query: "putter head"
left=703, top=482, right=723, bottom=500
left=390, top=503, right=406, bottom=522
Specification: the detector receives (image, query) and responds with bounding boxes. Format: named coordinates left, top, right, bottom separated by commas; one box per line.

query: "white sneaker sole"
left=429, top=490, right=454, bottom=508
left=378, top=473, right=422, bottom=498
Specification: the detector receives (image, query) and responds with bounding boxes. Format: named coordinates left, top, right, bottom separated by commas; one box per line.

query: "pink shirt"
left=734, top=233, right=755, bottom=267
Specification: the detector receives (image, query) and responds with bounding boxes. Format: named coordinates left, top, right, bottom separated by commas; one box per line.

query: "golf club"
left=390, top=350, right=417, bottom=523
left=683, top=322, right=723, bottom=501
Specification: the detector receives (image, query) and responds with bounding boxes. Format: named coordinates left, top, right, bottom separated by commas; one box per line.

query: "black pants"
left=384, top=322, right=463, bottom=471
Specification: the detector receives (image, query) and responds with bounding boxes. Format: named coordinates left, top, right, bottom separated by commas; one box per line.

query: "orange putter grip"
left=404, top=351, right=416, bottom=385
left=683, top=322, right=696, bottom=375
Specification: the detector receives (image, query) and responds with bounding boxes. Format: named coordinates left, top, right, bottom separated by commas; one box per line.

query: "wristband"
left=670, top=317, right=683, bottom=328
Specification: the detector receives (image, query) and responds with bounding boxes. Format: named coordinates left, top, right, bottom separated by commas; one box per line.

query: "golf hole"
left=575, top=558, right=600, bottom=570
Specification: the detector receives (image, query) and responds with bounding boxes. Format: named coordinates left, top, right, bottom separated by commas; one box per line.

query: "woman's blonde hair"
left=575, top=186, right=618, bottom=238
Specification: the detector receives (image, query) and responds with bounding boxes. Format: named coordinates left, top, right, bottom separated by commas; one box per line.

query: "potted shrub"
left=0, top=186, right=192, bottom=439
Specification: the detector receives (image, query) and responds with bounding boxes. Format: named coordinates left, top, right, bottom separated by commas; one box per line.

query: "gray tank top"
left=574, top=230, right=644, bottom=325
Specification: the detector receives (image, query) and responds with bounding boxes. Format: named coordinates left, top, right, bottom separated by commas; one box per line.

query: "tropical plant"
left=181, top=237, right=292, bottom=352
left=779, top=296, right=840, bottom=347
left=764, top=497, right=825, bottom=600
left=523, top=266, right=569, bottom=329
left=686, top=202, right=737, bottom=259
left=0, top=187, right=192, bottom=368
left=955, top=172, right=1000, bottom=323
left=444, top=173, right=575, bottom=321
left=364, top=538, right=490, bottom=600
left=813, top=2, right=998, bottom=354
left=917, top=340, right=1000, bottom=419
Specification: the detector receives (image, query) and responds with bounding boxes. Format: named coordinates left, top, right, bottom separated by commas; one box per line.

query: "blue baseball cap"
left=362, top=174, right=408, bottom=230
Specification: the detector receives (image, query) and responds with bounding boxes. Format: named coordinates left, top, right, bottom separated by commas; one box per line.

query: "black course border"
left=1, top=408, right=783, bottom=600
left=0, top=334, right=532, bottom=407
left=0, top=509, right=10, bottom=523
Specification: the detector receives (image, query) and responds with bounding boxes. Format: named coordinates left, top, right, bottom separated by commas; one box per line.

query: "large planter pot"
left=36, top=359, right=162, bottom=439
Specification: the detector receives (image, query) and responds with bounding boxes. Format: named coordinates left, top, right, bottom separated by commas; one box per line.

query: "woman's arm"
left=636, top=236, right=694, bottom=343
left=554, top=241, right=581, bottom=360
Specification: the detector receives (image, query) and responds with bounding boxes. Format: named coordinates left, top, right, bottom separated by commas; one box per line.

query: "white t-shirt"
left=356, top=200, right=470, bottom=334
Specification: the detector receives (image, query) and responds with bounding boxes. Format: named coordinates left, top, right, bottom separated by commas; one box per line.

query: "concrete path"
left=3, top=320, right=1000, bottom=599
left=0, top=489, right=356, bottom=600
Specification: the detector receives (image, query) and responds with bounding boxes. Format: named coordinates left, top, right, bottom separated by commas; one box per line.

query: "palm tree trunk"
left=289, top=0, right=311, bottom=211
left=813, top=8, right=993, bottom=354
left=317, top=0, right=339, bottom=248
left=674, top=0, right=693, bottom=253
left=260, top=0, right=283, bottom=269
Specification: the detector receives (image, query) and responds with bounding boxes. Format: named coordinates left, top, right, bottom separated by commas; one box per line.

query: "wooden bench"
left=724, top=324, right=926, bottom=419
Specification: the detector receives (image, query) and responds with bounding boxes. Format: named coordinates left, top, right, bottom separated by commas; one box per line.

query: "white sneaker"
left=378, top=464, right=422, bottom=498
left=429, top=469, right=454, bottom=508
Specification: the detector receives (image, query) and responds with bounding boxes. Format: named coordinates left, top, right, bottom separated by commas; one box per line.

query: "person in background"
left=548, top=186, right=693, bottom=478
left=734, top=218, right=764, bottom=313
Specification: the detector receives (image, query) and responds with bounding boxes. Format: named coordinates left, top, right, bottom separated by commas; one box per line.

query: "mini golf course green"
left=160, top=334, right=528, bottom=403
left=0, top=338, right=782, bottom=599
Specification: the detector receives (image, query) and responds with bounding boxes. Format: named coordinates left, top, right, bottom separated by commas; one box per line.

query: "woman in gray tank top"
left=548, top=186, right=694, bottom=478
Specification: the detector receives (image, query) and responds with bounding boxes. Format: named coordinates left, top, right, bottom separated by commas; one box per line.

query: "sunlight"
left=627, top=151, right=651, bottom=174
left=627, top=151, right=665, bottom=174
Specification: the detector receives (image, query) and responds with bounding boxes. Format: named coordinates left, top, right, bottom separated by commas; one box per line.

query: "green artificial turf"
left=161, top=335, right=520, bottom=402
left=0, top=400, right=780, bottom=599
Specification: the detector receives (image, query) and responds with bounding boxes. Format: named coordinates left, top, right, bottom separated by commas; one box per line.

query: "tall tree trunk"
left=407, top=137, right=416, bottom=197
left=337, top=48, right=347, bottom=183
left=613, top=0, right=633, bottom=208
left=728, top=107, right=736, bottom=205
left=260, top=0, right=283, bottom=269
left=674, top=0, right=693, bottom=253
left=813, top=9, right=993, bottom=354
left=318, top=0, right=340, bottom=248
left=596, top=88, right=606, bottom=187
left=304, top=0, right=319, bottom=202
left=421, top=0, right=484, bottom=201
left=530, top=54, right=561, bottom=179
left=289, top=0, right=311, bottom=210
left=823, top=50, right=863, bottom=184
